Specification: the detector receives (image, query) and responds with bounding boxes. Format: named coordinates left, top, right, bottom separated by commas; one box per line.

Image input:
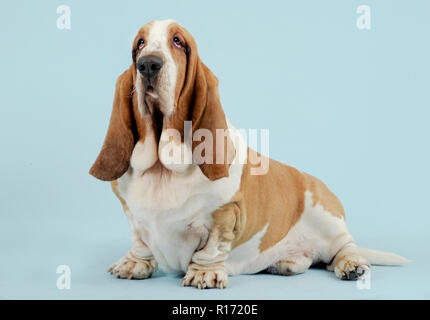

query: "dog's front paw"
left=108, top=251, right=157, bottom=280
left=181, top=266, right=228, bottom=289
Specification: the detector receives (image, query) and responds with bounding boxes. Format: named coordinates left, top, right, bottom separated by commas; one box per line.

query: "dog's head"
left=89, top=20, right=232, bottom=182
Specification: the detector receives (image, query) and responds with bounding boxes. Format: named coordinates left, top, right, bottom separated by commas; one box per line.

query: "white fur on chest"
left=116, top=124, right=246, bottom=273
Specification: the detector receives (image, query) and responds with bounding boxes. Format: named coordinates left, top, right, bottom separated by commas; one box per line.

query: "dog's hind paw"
left=331, top=255, right=370, bottom=281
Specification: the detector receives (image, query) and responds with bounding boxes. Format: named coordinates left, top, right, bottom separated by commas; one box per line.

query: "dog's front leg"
left=181, top=202, right=241, bottom=289
left=108, top=181, right=158, bottom=279
left=108, top=217, right=158, bottom=280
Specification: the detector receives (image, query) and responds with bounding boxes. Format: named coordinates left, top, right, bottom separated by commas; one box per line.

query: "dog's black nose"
left=137, top=55, right=163, bottom=79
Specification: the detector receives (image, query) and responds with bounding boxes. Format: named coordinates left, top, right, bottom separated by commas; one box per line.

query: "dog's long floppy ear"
left=89, top=67, right=136, bottom=181
left=173, top=36, right=234, bottom=181
left=191, top=62, right=235, bottom=181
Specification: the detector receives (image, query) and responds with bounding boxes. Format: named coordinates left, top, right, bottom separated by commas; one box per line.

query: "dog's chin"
left=143, top=86, right=159, bottom=114
left=143, top=87, right=163, bottom=142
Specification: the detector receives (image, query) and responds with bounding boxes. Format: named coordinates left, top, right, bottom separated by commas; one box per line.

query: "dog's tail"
left=358, top=248, right=411, bottom=265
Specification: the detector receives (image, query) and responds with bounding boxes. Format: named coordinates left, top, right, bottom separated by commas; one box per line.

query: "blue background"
left=0, top=0, right=429, bottom=299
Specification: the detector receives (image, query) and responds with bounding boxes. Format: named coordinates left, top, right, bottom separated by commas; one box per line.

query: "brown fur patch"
left=303, top=173, right=345, bottom=219
left=211, top=202, right=242, bottom=244
left=231, top=154, right=306, bottom=252
left=228, top=149, right=345, bottom=253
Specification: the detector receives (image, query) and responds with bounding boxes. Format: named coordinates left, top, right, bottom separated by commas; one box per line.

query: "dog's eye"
left=137, top=39, right=145, bottom=50
left=173, top=36, right=183, bottom=49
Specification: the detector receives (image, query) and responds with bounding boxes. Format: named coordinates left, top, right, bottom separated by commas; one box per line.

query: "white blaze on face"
left=136, top=19, right=178, bottom=117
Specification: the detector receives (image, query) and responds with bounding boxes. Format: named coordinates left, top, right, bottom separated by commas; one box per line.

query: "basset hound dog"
left=90, top=19, right=408, bottom=289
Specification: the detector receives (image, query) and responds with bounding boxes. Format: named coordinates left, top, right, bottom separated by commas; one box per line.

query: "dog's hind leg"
left=266, top=255, right=313, bottom=276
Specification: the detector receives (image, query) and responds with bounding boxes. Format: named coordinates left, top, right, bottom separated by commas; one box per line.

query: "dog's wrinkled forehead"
left=138, top=19, right=175, bottom=58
